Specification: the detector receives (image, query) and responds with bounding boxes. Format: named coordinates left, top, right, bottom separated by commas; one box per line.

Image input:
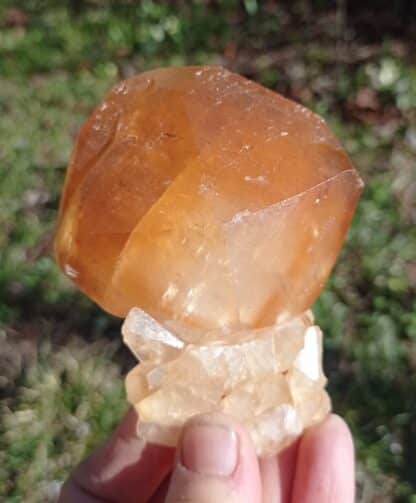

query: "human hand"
left=59, top=410, right=354, bottom=502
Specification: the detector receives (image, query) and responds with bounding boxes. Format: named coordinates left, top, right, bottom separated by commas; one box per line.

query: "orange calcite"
left=55, top=66, right=363, bottom=329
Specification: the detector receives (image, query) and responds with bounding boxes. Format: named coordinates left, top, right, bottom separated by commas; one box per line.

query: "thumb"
left=165, top=413, right=262, bottom=503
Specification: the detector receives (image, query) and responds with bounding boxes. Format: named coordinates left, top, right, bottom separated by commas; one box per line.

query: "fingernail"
left=181, top=421, right=238, bottom=477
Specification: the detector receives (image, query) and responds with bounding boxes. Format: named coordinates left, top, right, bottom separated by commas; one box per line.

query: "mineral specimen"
left=54, top=66, right=363, bottom=455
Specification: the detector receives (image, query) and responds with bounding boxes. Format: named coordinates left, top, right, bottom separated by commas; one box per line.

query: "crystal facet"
left=55, top=66, right=363, bottom=456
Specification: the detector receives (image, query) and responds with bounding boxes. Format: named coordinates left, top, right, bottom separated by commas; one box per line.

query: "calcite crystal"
left=123, top=307, right=330, bottom=455
left=55, top=66, right=363, bottom=455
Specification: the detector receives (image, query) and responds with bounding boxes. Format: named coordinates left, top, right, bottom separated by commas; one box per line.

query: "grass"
left=0, top=1, right=415, bottom=501
left=0, top=337, right=128, bottom=502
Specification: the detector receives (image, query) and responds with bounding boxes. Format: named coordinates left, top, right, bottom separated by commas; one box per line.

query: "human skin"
left=58, top=410, right=355, bottom=503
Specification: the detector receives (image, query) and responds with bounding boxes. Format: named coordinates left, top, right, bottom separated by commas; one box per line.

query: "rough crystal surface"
left=55, top=66, right=363, bottom=330
left=123, top=307, right=330, bottom=456
left=55, top=66, right=363, bottom=455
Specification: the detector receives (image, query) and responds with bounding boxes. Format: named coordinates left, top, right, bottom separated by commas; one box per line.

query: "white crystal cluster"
left=123, top=307, right=330, bottom=457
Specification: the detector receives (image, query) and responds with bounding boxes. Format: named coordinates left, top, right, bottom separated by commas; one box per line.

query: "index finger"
left=292, top=414, right=355, bottom=503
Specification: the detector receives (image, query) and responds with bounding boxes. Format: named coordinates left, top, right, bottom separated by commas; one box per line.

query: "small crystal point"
left=122, top=307, right=184, bottom=363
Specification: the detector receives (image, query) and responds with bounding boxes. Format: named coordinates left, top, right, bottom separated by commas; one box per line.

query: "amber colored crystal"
left=55, top=66, right=363, bottom=330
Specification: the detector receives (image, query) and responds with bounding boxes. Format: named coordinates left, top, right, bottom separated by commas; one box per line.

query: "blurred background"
left=0, top=1, right=415, bottom=501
